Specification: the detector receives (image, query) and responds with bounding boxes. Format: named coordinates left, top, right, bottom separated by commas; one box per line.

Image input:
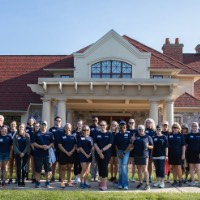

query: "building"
left=1, top=30, right=200, bottom=128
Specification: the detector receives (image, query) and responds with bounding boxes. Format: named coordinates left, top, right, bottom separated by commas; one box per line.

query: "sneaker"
left=100, top=186, right=107, bottom=191
left=144, top=184, right=150, bottom=190
left=15, top=178, right=18, bottom=184
left=117, top=184, right=123, bottom=189
left=60, top=182, right=65, bottom=188
left=84, top=182, right=91, bottom=188
left=178, top=181, right=182, bottom=187
left=79, top=182, right=86, bottom=189
left=50, top=177, right=55, bottom=182
left=90, top=178, right=95, bottom=182
left=35, top=181, right=41, bottom=188
left=159, top=182, right=165, bottom=188
left=32, top=178, right=36, bottom=184
left=45, top=181, right=50, bottom=188
left=1, top=181, right=6, bottom=187
left=131, top=177, right=136, bottom=183
left=153, top=182, right=160, bottom=187
left=189, top=181, right=195, bottom=187
left=124, top=186, right=129, bottom=190
left=149, top=176, right=153, bottom=183
left=136, top=183, right=143, bottom=189
left=7, top=178, right=12, bottom=184
left=166, top=178, right=170, bottom=183
left=171, top=180, right=177, bottom=186
left=74, top=176, right=81, bottom=184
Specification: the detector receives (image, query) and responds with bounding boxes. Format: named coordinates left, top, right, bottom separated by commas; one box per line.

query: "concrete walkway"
left=1, top=180, right=200, bottom=193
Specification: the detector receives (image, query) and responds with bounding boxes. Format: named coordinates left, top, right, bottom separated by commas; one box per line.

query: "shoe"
left=100, top=186, right=107, bottom=191
left=178, top=181, right=182, bottom=187
left=131, top=177, right=136, bottom=183
left=124, top=186, right=129, bottom=190
left=1, top=181, right=6, bottom=187
left=189, top=181, right=195, bottom=187
left=79, top=182, right=86, bottom=189
left=117, top=184, right=123, bottom=189
left=149, top=176, right=153, bottom=183
left=171, top=180, right=177, bottom=186
left=144, top=184, right=150, bottom=190
left=90, top=178, right=95, bottom=182
left=21, top=181, right=25, bottom=187
left=32, top=178, right=36, bottom=183
left=74, top=176, right=81, bottom=184
left=67, top=182, right=73, bottom=187
left=84, top=182, right=91, bottom=188
left=25, top=172, right=29, bottom=180
left=50, top=177, right=55, bottom=182
left=183, top=179, right=188, bottom=184
left=18, top=182, right=22, bottom=187
left=109, top=177, right=114, bottom=182
left=59, top=177, right=61, bottom=182
left=60, top=182, right=65, bottom=188
left=166, top=179, right=170, bottom=183
left=15, top=178, right=18, bottom=184
left=153, top=182, right=160, bottom=187
left=136, top=183, right=143, bottom=189
left=8, top=178, right=12, bottom=184
left=159, top=182, right=165, bottom=188
left=35, top=181, right=41, bottom=188
left=45, top=181, right=50, bottom=188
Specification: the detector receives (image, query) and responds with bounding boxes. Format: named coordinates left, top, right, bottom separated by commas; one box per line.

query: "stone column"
left=162, top=102, right=167, bottom=122
left=149, top=100, right=158, bottom=125
left=42, top=98, right=51, bottom=127
left=67, top=110, right=73, bottom=124
left=166, top=100, right=174, bottom=127
left=57, top=99, right=66, bottom=125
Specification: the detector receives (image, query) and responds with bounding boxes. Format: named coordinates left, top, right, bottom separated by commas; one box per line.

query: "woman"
left=168, top=122, right=186, bottom=187
left=132, top=124, right=153, bottom=190
left=58, top=123, right=76, bottom=188
left=94, top=120, right=113, bottom=190
left=186, top=122, right=200, bottom=186
left=115, top=121, right=132, bottom=190
left=109, top=121, right=118, bottom=182
left=77, top=125, right=94, bottom=189
left=144, top=118, right=156, bottom=183
left=13, top=123, right=30, bottom=187
left=152, top=125, right=168, bottom=188
left=7, top=121, right=17, bottom=184
left=0, top=126, right=13, bottom=186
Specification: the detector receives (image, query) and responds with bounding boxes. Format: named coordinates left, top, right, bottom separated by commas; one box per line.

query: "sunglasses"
left=138, top=129, right=143, bottom=131
left=100, top=124, right=106, bottom=127
left=129, top=122, right=135, bottom=124
left=56, top=120, right=61, bottom=122
left=172, top=127, right=178, bottom=129
left=83, top=129, right=89, bottom=132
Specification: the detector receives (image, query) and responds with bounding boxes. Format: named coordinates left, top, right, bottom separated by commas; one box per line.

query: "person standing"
left=152, top=125, right=168, bottom=188
left=168, top=122, right=186, bottom=187
left=0, top=126, right=12, bottom=186
left=33, top=120, right=54, bottom=188
left=115, top=121, right=132, bottom=190
left=13, top=123, right=30, bottom=187
left=77, top=125, right=94, bottom=189
left=58, top=123, right=76, bottom=188
left=186, top=122, right=200, bottom=186
left=94, top=121, right=113, bottom=190
left=132, top=124, right=153, bottom=190
left=49, top=116, right=64, bottom=182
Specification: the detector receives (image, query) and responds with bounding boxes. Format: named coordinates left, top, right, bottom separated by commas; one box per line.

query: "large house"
left=1, top=30, right=200, bottom=128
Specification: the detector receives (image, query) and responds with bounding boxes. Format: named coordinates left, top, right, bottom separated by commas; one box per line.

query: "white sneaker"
left=153, top=182, right=160, bottom=187
left=131, top=177, right=136, bottom=183
left=189, top=181, right=196, bottom=187
left=159, top=182, right=165, bottom=188
left=74, top=176, right=81, bottom=184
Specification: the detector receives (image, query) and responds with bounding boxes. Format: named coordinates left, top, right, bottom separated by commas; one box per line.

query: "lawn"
left=0, top=191, right=200, bottom=200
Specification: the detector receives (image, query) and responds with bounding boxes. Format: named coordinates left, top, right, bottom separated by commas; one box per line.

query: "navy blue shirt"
left=49, top=126, right=64, bottom=149
left=145, top=128, right=156, bottom=138
left=16, top=135, right=27, bottom=152
left=77, top=135, right=93, bottom=154
left=89, top=125, right=99, bottom=140
left=33, top=131, right=54, bottom=156
left=127, top=128, right=138, bottom=137
left=186, top=133, right=200, bottom=153
left=115, top=131, right=132, bottom=151
left=94, top=131, right=113, bottom=153
left=162, top=131, right=170, bottom=137
left=0, top=134, right=12, bottom=153
left=168, top=133, right=185, bottom=155
left=8, top=130, right=17, bottom=138
left=133, top=134, right=153, bottom=157
left=26, top=126, right=34, bottom=144
left=152, top=135, right=168, bottom=157
left=58, top=133, right=76, bottom=152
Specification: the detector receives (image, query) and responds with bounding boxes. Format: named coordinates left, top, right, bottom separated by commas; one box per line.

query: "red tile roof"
left=183, top=53, right=200, bottom=72
left=175, top=92, right=200, bottom=107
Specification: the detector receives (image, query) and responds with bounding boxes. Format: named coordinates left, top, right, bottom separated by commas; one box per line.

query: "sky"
left=0, top=0, right=200, bottom=55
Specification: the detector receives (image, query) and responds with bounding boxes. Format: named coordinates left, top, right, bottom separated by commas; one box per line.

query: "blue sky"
left=0, top=0, right=200, bottom=55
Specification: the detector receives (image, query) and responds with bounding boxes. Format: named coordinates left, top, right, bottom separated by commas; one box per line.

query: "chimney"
left=195, top=44, right=200, bottom=54
left=162, top=38, right=184, bottom=62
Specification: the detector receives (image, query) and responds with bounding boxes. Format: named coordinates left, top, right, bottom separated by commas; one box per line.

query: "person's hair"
left=171, top=122, right=181, bottom=133
left=100, top=120, right=107, bottom=126
left=0, top=115, right=4, bottom=121
left=64, top=123, right=72, bottom=131
left=55, top=116, right=62, bottom=121
left=82, top=125, right=90, bottom=136
left=1, top=126, right=8, bottom=134
left=17, top=123, right=29, bottom=138
left=191, top=122, right=199, bottom=130
left=137, top=125, right=145, bottom=131
left=144, top=118, right=156, bottom=130
left=10, top=120, right=17, bottom=126
left=110, top=121, right=119, bottom=132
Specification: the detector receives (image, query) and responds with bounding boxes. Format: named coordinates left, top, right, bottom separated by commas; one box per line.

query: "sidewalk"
left=1, top=180, right=200, bottom=192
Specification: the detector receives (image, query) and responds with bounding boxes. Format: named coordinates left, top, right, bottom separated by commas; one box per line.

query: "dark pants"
left=153, top=159, right=165, bottom=178
left=15, top=154, right=29, bottom=182
left=74, top=153, right=82, bottom=176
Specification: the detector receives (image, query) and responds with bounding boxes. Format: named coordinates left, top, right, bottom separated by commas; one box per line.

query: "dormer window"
left=91, top=60, right=132, bottom=78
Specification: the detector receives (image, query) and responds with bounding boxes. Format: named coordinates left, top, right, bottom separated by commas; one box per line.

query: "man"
left=33, top=120, right=54, bottom=188
left=0, top=115, right=9, bottom=131
left=49, top=116, right=64, bottom=182
left=89, top=116, right=99, bottom=181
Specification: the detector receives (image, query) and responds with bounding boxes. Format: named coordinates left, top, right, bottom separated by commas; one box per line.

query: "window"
left=91, top=60, right=132, bottom=78
left=151, top=75, right=171, bottom=79
left=60, top=75, right=73, bottom=78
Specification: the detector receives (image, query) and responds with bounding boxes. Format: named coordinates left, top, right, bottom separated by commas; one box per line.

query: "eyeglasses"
left=129, top=122, right=135, bottom=124
left=34, top=126, right=40, bottom=128
left=111, top=124, right=116, bottom=126
left=83, top=129, right=89, bottom=131
left=172, top=127, right=178, bottom=129
left=162, top=124, right=168, bottom=126
left=56, top=120, right=61, bottom=122
left=93, top=119, right=98, bottom=122
left=138, top=129, right=143, bottom=131
left=100, top=124, right=106, bottom=127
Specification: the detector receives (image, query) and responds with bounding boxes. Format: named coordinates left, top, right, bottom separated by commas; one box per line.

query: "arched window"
left=91, top=60, right=132, bottom=78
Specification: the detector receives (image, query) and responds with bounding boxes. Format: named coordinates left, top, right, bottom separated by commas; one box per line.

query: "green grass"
left=0, top=191, right=200, bottom=200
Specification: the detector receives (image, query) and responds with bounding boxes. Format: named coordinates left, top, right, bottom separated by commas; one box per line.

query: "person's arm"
left=58, top=143, right=69, bottom=155
left=147, top=136, right=154, bottom=149
left=22, top=136, right=31, bottom=155
left=69, top=145, right=76, bottom=156
left=78, top=147, right=88, bottom=157
left=181, top=145, right=186, bottom=160
left=13, top=136, right=21, bottom=155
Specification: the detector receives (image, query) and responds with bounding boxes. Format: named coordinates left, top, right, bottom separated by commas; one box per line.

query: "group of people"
left=0, top=114, right=200, bottom=191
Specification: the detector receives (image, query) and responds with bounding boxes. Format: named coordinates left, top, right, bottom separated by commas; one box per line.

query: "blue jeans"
left=118, top=150, right=130, bottom=188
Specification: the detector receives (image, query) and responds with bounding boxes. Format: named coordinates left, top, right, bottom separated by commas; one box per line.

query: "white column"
left=149, top=100, right=158, bottom=125
left=51, top=101, right=55, bottom=125
left=67, top=110, right=73, bottom=124
left=162, top=102, right=167, bottom=122
left=57, top=99, right=66, bottom=125
left=166, top=100, right=174, bottom=127
left=42, top=98, right=51, bottom=127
